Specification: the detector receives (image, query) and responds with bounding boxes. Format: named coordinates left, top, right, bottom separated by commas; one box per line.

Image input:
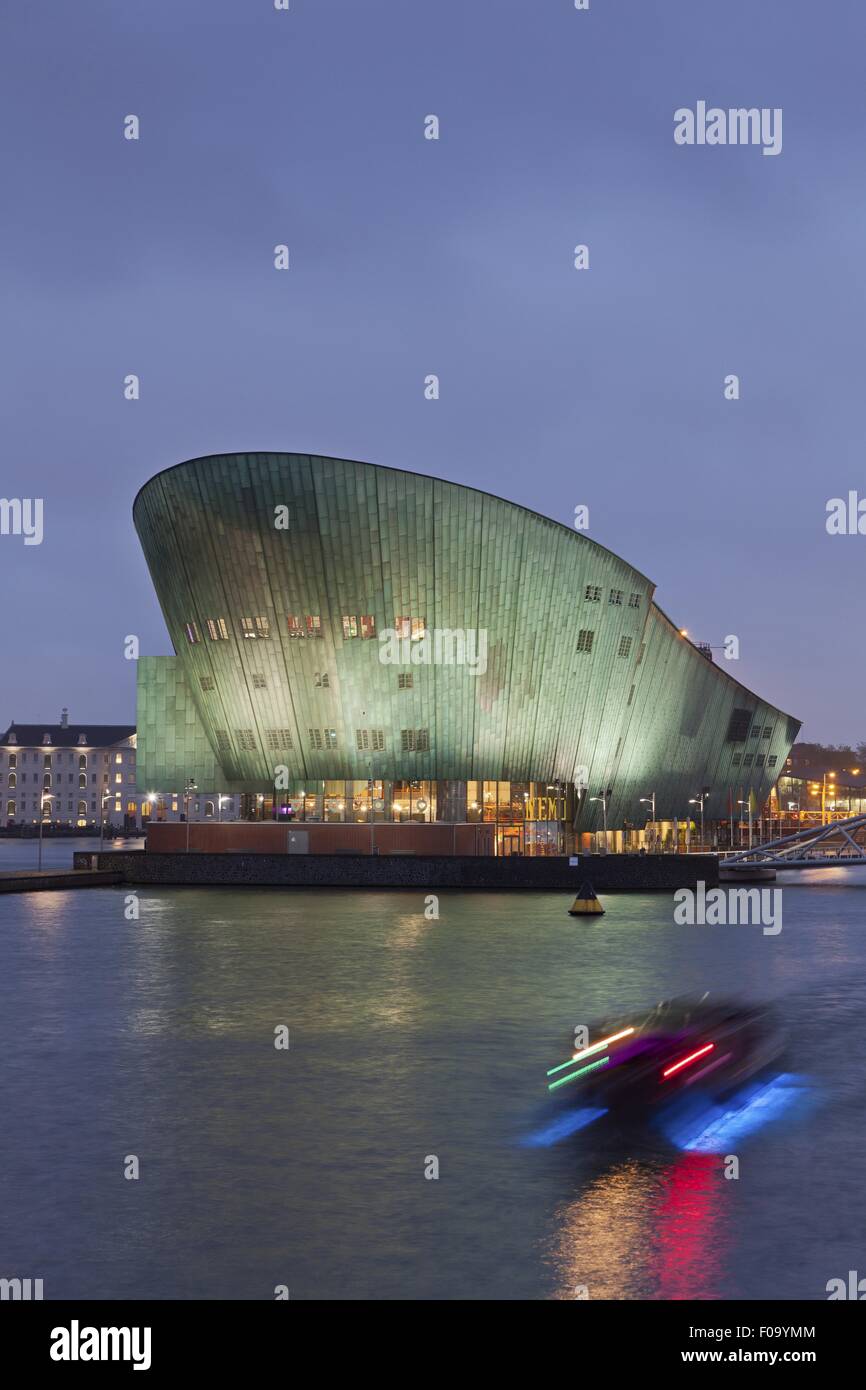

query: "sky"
left=1, top=0, right=864, bottom=743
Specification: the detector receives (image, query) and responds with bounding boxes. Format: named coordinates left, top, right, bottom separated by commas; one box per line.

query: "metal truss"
left=722, top=812, right=866, bottom=868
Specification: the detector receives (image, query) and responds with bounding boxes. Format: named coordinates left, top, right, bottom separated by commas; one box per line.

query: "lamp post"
left=38, top=793, right=53, bottom=871
left=184, top=779, right=198, bottom=852
left=689, top=792, right=707, bottom=850
left=101, top=790, right=114, bottom=850
left=590, top=788, right=611, bottom=852
left=640, top=793, right=656, bottom=851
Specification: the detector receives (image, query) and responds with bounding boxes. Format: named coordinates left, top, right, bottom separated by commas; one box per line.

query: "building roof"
left=0, top=723, right=136, bottom=748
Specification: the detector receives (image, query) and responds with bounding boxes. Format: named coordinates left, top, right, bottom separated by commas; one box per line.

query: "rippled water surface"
left=1, top=841, right=864, bottom=1299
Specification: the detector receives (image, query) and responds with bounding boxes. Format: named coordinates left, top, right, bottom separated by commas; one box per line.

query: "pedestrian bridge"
left=722, top=812, right=866, bottom=869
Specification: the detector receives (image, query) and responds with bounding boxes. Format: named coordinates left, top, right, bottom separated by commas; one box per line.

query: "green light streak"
left=547, top=1055, right=610, bottom=1092
left=546, top=1038, right=610, bottom=1077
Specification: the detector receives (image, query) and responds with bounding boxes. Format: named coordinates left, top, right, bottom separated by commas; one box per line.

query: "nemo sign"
left=525, top=797, right=565, bottom=822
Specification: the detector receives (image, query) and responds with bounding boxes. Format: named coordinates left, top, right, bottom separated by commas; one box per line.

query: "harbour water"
left=1, top=839, right=863, bottom=1300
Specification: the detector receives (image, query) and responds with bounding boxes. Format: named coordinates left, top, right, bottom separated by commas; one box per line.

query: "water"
left=1, top=839, right=864, bottom=1300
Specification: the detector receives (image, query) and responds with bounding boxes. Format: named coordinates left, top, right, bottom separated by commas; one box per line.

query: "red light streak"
left=661, top=1042, right=715, bottom=1080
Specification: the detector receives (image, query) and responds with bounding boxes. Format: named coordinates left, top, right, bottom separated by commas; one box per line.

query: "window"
left=411, top=618, right=426, bottom=641
left=79, top=774, right=87, bottom=789
left=185, top=622, right=201, bottom=644
left=750, top=726, right=760, bottom=739
left=356, top=729, right=385, bottom=752
left=397, top=673, right=413, bottom=690
left=206, top=618, right=229, bottom=641
left=726, top=708, right=752, bottom=743
left=79, top=755, right=87, bottom=771
left=628, top=593, right=641, bottom=609
left=8, top=773, right=15, bottom=790
left=266, top=729, right=294, bottom=750
left=627, top=684, right=635, bottom=706
left=314, top=672, right=330, bottom=688
left=324, top=729, right=338, bottom=750
left=200, top=676, right=215, bottom=691
left=732, top=753, right=741, bottom=766
left=240, top=616, right=269, bottom=639
left=287, top=615, right=304, bottom=638
left=768, top=755, right=777, bottom=768
left=756, top=754, right=765, bottom=767
left=763, top=727, right=772, bottom=739
left=636, top=641, right=646, bottom=665
left=214, top=729, right=231, bottom=753
left=236, top=730, right=257, bottom=751
left=576, top=629, right=595, bottom=654
left=342, top=615, right=358, bottom=639
left=401, top=728, right=429, bottom=752
left=743, top=754, right=754, bottom=768
left=584, top=585, right=601, bottom=602
left=252, top=674, right=267, bottom=689
left=306, top=615, right=323, bottom=638
left=360, top=614, right=377, bottom=639
left=395, top=616, right=411, bottom=639
left=309, top=728, right=323, bottom=750
left=618, top=636, right=632, bottom=658
left=609, top=589, right=623, bottom=606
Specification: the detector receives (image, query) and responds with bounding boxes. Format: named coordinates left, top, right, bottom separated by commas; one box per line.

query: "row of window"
left=198, top=671, right=416, bottom=694
left=185, top=615, right=429, bottom=645
left=576, top=631, right=643, bottom=661
left=0, top=772, right=104, bottom=787
left=732, top=753, right=778, bottom=768
left=584, top=586, right=642, bottom=608
left=212, top=727, right=432, bottom=754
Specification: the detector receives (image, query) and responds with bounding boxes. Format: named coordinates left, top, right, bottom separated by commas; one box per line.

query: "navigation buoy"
left=568, top=881, right=605, bottom=916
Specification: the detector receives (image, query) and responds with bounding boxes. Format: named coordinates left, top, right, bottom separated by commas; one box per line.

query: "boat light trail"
left=547, top=1055, right=610, bottom=1092
left=546, top=1027, right=634, bottom=1077
left=661, top=1042, right=715, bottom=1080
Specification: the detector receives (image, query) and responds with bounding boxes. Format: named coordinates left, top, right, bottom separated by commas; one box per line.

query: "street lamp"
left=640, top=793, right=656, bottom=851
left=688, top=792, right=707, bottom=850
left=38, top=793, right=53, bottom=871
left=184, top=779, right=198, bottom=852
left=218, top=794, right=227, bottom=822
left=101, top=790, right=114, bottom=849
left=590, top=788, right=611, bottom=852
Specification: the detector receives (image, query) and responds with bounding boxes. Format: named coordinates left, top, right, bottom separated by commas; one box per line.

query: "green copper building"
left=133, top=452, right=800, bottom=853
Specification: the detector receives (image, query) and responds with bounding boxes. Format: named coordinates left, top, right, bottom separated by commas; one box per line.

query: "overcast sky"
left=2, top=0, right=864, bottom=742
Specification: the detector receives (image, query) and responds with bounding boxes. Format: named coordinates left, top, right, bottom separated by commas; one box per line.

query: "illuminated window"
left=356, top=729, right=385, bottom=751
left=410, top=618, right=426, bottom=641
left=185, top=622, right=201, bottom=644
left=576, top=629, right=594, bottom=654
left=206, top=617, right=229, bottom=641
left=306, top=615, right=322, bottom=637
left=395, top=616, right=411, bottom=639
left=240, top=616, right=269, bottom=639
left=342, top=615, right=358, bottom=639
left=287, top=615, right=304, bottom=637
left=115, top=773, right=122, bottom=784
left=360, top=615, right=376, bottom=639
left=323, top=729, right=338, bottom=749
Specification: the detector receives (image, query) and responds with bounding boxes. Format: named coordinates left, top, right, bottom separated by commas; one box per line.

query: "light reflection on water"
left=0, top=847, right=864, bottom=1299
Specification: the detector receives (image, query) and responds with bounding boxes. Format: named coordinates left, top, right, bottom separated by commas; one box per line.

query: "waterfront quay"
left=74, top=849, right=718, bottom=891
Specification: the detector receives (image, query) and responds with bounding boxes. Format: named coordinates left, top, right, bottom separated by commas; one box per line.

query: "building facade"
left=132, top=452, right=801, bottom=854
left=0, top=714, right=239, bottom=829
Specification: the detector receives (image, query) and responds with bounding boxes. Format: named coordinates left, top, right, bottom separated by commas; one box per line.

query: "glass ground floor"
left=236, top=778, right=575, bottom=856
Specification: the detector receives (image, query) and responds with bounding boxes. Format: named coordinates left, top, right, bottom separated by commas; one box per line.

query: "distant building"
left=0, top=711, right=239, bottom=829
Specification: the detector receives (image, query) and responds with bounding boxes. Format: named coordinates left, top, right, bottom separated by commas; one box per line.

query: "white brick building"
left=0, top=712, right=240, bottom=829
